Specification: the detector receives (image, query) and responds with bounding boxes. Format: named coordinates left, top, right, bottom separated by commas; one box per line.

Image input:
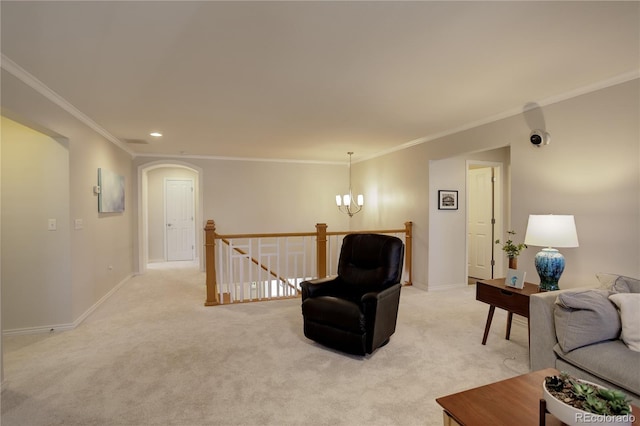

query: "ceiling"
left=1, top=1, right=638, bottom=163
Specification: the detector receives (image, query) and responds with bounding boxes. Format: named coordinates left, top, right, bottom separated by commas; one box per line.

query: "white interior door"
left=165, top=179, right=195, bottom=261
left=468, top=167, right=494, bottom=279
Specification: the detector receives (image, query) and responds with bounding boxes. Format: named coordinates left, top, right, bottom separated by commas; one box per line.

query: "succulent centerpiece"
left=543, top=372, right=633, bottom=426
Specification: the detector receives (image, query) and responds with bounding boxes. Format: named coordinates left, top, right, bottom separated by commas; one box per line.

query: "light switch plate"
left=74, top=219, right=83, bottom=230
left=48, top=219, right=57, bottom=231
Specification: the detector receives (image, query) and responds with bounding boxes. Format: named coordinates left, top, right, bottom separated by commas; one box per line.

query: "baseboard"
left=71, top=274, right=133, bottom=328
left=2, top=274, right=133, bottom=336
left=426, top=283, right=469, bottom=292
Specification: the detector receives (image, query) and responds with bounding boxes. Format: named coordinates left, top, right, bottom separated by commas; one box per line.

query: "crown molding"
left=1, top=53, right=135, bottom=157
left=358, top=70, right=640, bottom=163
left=134, top=152, right=344, bottom=165
left=3, top=51, right=636, bottom=164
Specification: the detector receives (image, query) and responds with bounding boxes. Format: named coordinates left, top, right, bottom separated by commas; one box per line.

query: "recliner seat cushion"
left=301, top=296, right=365, bottom=333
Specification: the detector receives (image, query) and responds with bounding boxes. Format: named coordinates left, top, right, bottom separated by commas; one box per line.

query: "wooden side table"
left=476, top=278, right=540, bottom=345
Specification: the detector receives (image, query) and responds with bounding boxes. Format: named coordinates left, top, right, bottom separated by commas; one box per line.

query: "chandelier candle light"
left=524, top=214, right=579, bottom=291
left=336, top=152, right=363, bottom=217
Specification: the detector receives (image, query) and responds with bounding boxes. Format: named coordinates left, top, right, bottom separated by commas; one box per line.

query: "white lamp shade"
left=524, top=215, right=579, bottom=248
left=335, top=195, right=342, bottom=206
left=357, top=194, right=364, bottom=206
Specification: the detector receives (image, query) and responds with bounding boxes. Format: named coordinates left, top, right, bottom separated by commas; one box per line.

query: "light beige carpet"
left=1, top=264, right=529, bottom=426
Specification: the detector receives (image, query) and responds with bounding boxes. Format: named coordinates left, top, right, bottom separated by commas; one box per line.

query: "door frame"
left=466, top=160, right=504, bottom=280
left=164, top=177, right=195, bottom=261
left=137, top=161, right=204, bottom=274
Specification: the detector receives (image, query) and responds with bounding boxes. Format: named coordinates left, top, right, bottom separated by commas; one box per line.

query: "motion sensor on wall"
left=530, top=129, right=551, bottom=147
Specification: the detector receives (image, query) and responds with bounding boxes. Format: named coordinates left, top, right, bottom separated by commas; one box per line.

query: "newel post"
left=316, top=223, right=327, bottom=278
left=405, top=221, right=413, bottom=286
left=204, top=220, right=220, bottom=306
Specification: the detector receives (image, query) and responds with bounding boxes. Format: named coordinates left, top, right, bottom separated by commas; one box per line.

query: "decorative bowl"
left=543, top=379, right=633, bottom=426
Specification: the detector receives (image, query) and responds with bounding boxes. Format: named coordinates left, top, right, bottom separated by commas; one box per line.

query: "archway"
left=137, top=161, right=204, bottom=274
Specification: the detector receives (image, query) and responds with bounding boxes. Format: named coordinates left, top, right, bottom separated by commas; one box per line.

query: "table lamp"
left=524, top=215, right=579, bottom=291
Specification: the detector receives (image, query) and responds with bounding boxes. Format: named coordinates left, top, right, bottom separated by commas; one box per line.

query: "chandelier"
left=335, top=152, right=363, bottom=217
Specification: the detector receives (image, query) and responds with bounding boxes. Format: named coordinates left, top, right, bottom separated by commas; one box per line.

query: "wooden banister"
left=405, top=221, right=413, bottom=286
left=316, top=223, right=327, bottom=279
left=204, top=220, right=219, bottom=306
left=204, top=221, right=413, bottom=305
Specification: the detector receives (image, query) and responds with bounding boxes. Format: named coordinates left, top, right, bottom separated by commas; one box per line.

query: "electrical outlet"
left=74, top=219, right=84, bottom=230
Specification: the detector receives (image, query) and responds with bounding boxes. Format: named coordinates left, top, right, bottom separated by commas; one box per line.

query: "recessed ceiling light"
left=150, top=132, right=163, bottom=137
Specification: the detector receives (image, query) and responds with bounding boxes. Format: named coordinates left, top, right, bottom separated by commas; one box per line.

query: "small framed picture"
left=438, top=190, right=458, bottom=210
left=506, top=268, right=526, bottom=289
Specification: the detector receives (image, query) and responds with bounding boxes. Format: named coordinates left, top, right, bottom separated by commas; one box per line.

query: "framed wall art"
left=438, top=190, right=458, bottom=210
left=98, top=168, right=125, bottom=213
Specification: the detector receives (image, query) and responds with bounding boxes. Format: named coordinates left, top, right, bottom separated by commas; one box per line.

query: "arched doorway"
left=137, top=161, right=204, bottom=273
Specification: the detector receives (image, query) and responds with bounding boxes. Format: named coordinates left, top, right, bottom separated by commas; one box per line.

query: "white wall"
left=355, top=79, right=640, bottom=290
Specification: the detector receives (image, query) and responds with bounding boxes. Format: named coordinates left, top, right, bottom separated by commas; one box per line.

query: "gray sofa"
left=529, top=274, right=640, bottom=404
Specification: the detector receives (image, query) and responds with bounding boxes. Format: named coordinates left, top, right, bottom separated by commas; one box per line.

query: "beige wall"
left=1, top=69, right=134, bottom=331
left=511, top=80, right=639, bottom=288
left=426, top=147, right=510, bottom=288
left=68, top=127, right=132, bottom=322
left=0, top=117, right=2, bottom=382
left=132, top=157, right=354, bottom=272
left=1, top=117, right=72, bottom=329
left=353, top=79, right=640, bottom=290
left=1, top=67, right=637, bottom=337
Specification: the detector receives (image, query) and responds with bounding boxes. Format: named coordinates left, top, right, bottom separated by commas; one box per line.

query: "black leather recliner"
left=300, top=233, right=405, bottom=355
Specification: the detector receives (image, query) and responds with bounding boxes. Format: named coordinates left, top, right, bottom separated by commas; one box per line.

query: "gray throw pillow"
left=615, top=275, right=640, bottom=293
left=554, top=289, right=621, bottom=353
left=596, top=272, right=640, bottom=293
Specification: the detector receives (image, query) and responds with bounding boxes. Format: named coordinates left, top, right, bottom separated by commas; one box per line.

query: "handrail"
left=204, top=221, right=413, bottom=306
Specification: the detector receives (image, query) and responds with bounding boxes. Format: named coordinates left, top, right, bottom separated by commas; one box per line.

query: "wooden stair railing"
left=204, top=220, right=413, bottom=306
left=219, top=237, right=299, bottom=293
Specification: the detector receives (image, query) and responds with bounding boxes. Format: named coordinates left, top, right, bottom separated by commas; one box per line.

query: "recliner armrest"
left=361, top=282, right=402, bottom=303
left=300, top=276, right=341, bottom=300
left=362, top=283, right=402, bottom=351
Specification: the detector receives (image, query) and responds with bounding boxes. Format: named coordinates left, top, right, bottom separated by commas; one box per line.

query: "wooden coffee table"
left=476, top=278, right=540, bottom=345
left=436, top=368, right=639, bottom=426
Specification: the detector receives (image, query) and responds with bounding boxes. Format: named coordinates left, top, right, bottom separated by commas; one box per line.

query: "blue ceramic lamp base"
left=535, top=248, right=565, bottom=291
